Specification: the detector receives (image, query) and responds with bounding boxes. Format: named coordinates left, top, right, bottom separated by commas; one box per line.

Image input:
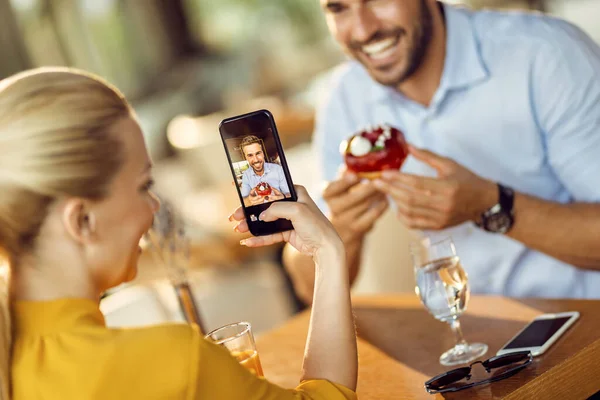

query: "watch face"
left=486, top=213, right=513, bottom=233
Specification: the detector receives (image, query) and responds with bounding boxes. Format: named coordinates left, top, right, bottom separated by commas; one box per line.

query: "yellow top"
left=11, top=298, right=357, bottom=400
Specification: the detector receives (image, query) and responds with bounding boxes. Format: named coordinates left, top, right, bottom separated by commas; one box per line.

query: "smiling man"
left=327, top=0, right=435, bottom=92
left=283, top=0, right=600, bottom=304
left=239, top=135, right=290, bottom=206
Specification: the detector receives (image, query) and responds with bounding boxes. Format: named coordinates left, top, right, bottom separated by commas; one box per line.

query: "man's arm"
left=375, top=25, right=600, bottom=271
left=509, top=25, right=600, bottom=269
left=507, top=196, right=600, bottom=270
left=276, top=164, right=291, bottom=196
left=240, top=171, right=252, bottom=198
left=374, top=147, right=600, bottom=271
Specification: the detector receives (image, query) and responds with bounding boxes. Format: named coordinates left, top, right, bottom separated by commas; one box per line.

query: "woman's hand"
left=229, top=186, right=343, bottom=259
left=232, top=186, right=358, bottom=390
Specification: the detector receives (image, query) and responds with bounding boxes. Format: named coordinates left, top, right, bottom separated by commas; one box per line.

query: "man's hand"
left=269, top=187, right=285, bottom=201
left=248, top=188, right=265, bottom=205
left=373, top=146, right=497, bottom=230
left=325, top=171, right=389, bottom=245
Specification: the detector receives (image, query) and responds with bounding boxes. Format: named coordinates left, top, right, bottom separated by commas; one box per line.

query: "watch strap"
left=498, top=184, right=514, bottom=214
left=477, top=183, right=515, bottom=232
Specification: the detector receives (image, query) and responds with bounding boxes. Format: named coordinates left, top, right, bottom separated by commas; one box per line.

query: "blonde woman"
left=0, top=68, right=357, bottom=399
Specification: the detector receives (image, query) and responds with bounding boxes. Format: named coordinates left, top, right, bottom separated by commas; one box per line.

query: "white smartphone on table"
left=496, top=311, right=579, bottom=357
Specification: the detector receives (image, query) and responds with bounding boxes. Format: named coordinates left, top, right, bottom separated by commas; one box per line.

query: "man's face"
left=321, top=0, right=433, bottom=88
left=243, top=143, right=265, bottom=174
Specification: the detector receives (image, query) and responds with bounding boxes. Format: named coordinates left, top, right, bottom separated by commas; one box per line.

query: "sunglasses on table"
left=425, top=351, right=533, bottom=394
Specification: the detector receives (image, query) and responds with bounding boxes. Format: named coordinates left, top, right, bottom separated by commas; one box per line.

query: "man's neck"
left=397, top=3, right=447, bottom=107
left=253, top=164, right=267, bottom=177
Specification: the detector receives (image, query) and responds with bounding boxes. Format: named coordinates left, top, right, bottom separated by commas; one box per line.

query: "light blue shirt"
left=240, top=162, right=291, bottom=197
left=313, top=4, right=600, bottom=299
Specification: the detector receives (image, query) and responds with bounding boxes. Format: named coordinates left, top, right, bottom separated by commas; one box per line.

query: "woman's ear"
left=62, top=199, right=97, bottom=244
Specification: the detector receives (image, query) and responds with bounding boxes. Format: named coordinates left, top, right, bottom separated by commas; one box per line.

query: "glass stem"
left=450, top=319, right=468, bottom=350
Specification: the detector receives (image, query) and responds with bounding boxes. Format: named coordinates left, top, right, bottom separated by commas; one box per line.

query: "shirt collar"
left=13, top=298, right=106, bottom=335
left=250, top=163, right=271, bottom=177
left=369, top=2, right=489, bottom=103
left=439, top=3, right=489, bottom=91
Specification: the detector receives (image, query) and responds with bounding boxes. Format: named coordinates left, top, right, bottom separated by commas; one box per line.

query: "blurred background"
left=1, top=0, right=599, bottom=335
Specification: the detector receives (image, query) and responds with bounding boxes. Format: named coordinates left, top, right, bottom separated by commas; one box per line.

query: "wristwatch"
left=477, top=184, right=515, bottom=233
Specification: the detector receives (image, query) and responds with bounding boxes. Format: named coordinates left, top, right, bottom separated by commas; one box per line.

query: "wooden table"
left=256, top=295, right=600, bottom=399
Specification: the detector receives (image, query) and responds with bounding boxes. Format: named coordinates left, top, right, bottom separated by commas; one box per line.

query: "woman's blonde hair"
left=0, top=67, right=132, bottom=399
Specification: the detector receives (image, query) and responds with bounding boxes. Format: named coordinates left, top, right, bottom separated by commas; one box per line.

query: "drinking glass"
left=411, top=236, right=488, bottom=366
left=205, top=322, right=264, bottom=376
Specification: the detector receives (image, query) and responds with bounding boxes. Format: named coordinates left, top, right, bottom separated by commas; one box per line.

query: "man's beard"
left=400, top=0, right=434, bottom=84
left=349, top=0, right=434, bottom=87
left=252, top=161, right=264, bottom=173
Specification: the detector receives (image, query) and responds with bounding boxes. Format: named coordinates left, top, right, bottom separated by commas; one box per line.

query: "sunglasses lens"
left=484, top=351, right=531, bottom=369
left=426, top=367, right=471, bottom=389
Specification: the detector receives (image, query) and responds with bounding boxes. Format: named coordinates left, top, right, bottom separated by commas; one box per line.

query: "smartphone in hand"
left=219, top=109, right=297, bottom=236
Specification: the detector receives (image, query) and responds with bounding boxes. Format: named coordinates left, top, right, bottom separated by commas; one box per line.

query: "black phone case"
left=218, top=109, right=297, bottom=236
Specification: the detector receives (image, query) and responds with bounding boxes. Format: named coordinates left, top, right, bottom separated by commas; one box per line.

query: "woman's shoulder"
left=13, top=320, right=204, bottom=399
left=105, top=323, right=203, bottom=376
left=108, top=321, right=200, bottom=348
left=12, top=303, right=204, bottom=399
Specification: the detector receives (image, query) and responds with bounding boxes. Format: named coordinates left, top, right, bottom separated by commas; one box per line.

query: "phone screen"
left=219, top=110, right=296, bottom=235
left=503, top=317, right=572, bottom=349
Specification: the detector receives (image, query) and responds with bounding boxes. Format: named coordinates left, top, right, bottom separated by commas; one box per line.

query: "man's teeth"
left=362, top=37, right=398, bottom=59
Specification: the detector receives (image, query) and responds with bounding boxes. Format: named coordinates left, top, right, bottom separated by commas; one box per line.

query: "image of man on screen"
left=239, top=135, right=290, bottom=206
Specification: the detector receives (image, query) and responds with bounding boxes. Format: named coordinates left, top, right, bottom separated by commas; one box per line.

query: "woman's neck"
left=10, top=253, right=99, bottom=302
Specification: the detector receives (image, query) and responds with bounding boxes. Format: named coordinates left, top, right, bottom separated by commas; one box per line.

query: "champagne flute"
left=411, top=236, right=488, bottom=366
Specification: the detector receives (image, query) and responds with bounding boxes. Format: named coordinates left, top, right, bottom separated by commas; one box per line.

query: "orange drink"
left=231, top=349, right=264, bottom=377
left=206, top=322, right=264, bottom=377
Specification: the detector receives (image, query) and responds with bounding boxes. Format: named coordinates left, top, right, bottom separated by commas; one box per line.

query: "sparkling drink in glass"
left=411, top=237, right=487, bottom=366
left=416, top=255, right=469, bottom=321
